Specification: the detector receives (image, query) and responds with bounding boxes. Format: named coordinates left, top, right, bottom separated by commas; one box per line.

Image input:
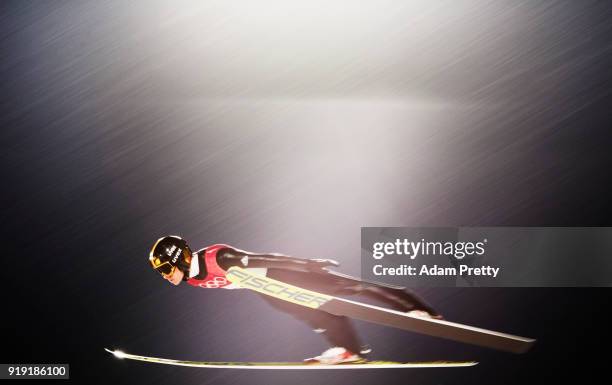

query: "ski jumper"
left=187, top=244, right=440, bottom=354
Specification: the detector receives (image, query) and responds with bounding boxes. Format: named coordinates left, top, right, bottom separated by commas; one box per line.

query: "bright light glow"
left=113, top=350, right=126, bottom=359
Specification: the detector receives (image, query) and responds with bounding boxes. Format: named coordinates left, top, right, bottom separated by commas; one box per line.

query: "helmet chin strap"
left=179, top=250, right=193, bottom=281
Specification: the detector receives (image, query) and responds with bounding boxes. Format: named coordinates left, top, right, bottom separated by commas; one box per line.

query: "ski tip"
left=105, top=348, right=127, bottom=359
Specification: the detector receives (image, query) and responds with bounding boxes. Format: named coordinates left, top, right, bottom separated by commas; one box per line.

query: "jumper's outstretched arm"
left=216, top=247, right=339, bottom=273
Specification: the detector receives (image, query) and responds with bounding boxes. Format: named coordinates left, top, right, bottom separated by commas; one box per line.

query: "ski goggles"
left=150, top=257, right=176, bottom=277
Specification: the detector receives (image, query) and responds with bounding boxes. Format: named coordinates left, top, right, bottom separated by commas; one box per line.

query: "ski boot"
left=304, top=347, right=366, bottom=365
left=407, top=310, right=444, bottom=320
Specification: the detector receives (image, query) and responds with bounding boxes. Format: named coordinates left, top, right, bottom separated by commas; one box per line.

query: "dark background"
left=1, top=1, right=611, bottom=384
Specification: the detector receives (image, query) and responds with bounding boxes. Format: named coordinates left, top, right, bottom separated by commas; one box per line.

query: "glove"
left=306, top=258, right=340, bottom=272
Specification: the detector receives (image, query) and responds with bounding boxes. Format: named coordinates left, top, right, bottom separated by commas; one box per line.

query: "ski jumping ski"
left=225, top=266, right=536, bottom=354
left=104, top=349, right=477, bottom=369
